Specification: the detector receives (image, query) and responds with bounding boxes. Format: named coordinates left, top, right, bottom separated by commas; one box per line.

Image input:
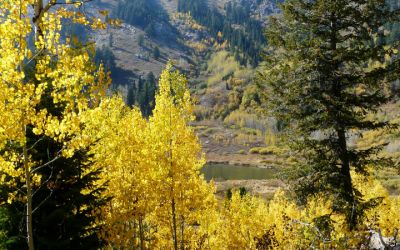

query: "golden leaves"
left=0, top=0, right=110, bottom=204
left=89, top=66, right=216, bottom=248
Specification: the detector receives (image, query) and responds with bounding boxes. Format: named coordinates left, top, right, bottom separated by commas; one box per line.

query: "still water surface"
left=201, top=164, right=276, bottom=181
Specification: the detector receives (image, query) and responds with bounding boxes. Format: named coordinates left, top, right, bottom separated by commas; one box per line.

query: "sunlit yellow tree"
left=146, top=63, right=216, bottom=249
left=0, top=1, right=110, bottom=249
left=80, top=96, right=154, bottom=249
left=87, top=64, right=216, bottom=249
left=215, top=192, right=270, bottom=249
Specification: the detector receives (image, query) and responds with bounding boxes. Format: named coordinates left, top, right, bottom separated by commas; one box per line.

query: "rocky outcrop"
left=369, top=230, right=399, bottom=250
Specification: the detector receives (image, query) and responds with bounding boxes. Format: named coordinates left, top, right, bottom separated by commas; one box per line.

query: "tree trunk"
left=180, top=216, right=184, bottom=250
left=23, top=131, right=34, bottom=250
left=337, top=129, right=352, bottom=191
left=23, top=1, right=44, bottom=249
left=337, top=127, right=356, bottom=229
left=171, top=198, right=178, bottom=250
left=33, top=0, right=44, bottom=43
left=330, top=12, right=356, bottom=229
left=139, top=217, right=145, bottom=250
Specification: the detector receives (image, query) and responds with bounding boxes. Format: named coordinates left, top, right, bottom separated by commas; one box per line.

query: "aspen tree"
left=81, top=97, right=152, bottom=248
left=146, top=63, right=216, bottom=249
left=0, top=1, right=111, bottom=249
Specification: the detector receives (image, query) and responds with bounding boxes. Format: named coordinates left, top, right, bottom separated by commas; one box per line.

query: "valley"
left=90, top=0, right=400, bottom=197
left=91, top=0, right=279, bottom=157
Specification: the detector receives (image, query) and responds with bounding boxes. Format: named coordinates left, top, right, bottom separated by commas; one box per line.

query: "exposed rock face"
left=369, top=230, right=400, bottom=250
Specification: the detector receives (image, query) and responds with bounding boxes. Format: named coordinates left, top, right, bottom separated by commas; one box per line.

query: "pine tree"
left=31, top=148, right=107, bottom=249
left=140, top=81, right=151, bottom=116
left=2, top=109, right=109, bottom=249
left=260, top=0, right=400, bottom=229
left=145, top=72, right=156, bottom=114
left=138, top=34, right=145, bottom=47
left=127, top=82, right=137, bottom=107
left=95, top=46, right=116, bottom=74
left=153, top=46, right=161, bottom=60
left=137, top=72, right=157, bottom=116
left=0, top=202, right=25, bottom=249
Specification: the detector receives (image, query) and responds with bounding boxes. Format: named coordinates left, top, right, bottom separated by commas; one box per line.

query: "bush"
left=249, top=146, right=284, bottom=155
left=249, top=147, right=262, bottom=154
left=194, top=106, right=212, bottom=120
left=259, top=146, right=281, bottom=155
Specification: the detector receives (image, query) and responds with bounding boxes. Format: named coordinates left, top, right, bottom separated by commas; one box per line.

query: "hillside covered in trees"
left=2, top=0, right=400, bottom=249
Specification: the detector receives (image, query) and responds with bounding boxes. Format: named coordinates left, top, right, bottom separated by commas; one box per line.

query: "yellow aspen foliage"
left=214, top=192, right=271, bottom=249
left=374, top=196, right=400, bottom=236
left=204, top=175, right=400, bottom=250
left=0, top=0, right=110, bottom=248
left=354, top=170, right=400, bottom=237
left=265, top=172, right=400, bottom=249
left=146, top=63, right=216, bottom=249
left=89, top=65, right=217, bottom=249
left=81, top=96, right=151, bottom=248
left=0, top=0, right=110, bottom=203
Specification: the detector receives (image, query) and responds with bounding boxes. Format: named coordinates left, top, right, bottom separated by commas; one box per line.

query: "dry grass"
left=223, top=110, right=267, bottom=132
left=214, top=179, right=286, bottom=200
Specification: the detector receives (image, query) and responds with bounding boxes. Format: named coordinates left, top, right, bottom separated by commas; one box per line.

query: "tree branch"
left=27, top=136, right=45, bottom=152
left=34, top=0, right=94, bottom=25
left=30, top=151, right=62, bottom=174
left=32, top=189, right=54, bottom=214
left=32, top=165, right=54, bottom=197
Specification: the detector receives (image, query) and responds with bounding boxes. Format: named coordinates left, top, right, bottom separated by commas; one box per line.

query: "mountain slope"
left=92, top=0, right=280, bottom=84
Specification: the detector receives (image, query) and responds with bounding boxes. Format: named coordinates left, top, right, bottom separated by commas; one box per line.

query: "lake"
left=201, top=164, right=277, bottom=181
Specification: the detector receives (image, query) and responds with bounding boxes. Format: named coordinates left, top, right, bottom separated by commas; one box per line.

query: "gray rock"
left=369, top=230, right=400, bottom=250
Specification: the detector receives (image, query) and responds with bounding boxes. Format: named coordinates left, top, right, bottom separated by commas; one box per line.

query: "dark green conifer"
left=127, top=81, right=137, bottom=107
left=260, top=0, right=400, bottom=229
left=0, top=69, right=108, bottom=250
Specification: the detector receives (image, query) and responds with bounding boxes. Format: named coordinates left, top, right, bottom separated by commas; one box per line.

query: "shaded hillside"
left=114, top=0, right=180, bottom=44
left=177, top=0, right=272, bottom=66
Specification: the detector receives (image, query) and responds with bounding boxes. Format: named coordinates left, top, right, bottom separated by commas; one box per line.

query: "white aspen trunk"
left=23, top=127, right=34, bottom=250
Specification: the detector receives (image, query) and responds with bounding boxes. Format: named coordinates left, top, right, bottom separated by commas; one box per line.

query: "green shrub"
left=250, top=146, right=283, bottom=155
left=249, top=147, right=262, bottom=154
left=259, top=146, right=280, bottom=155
